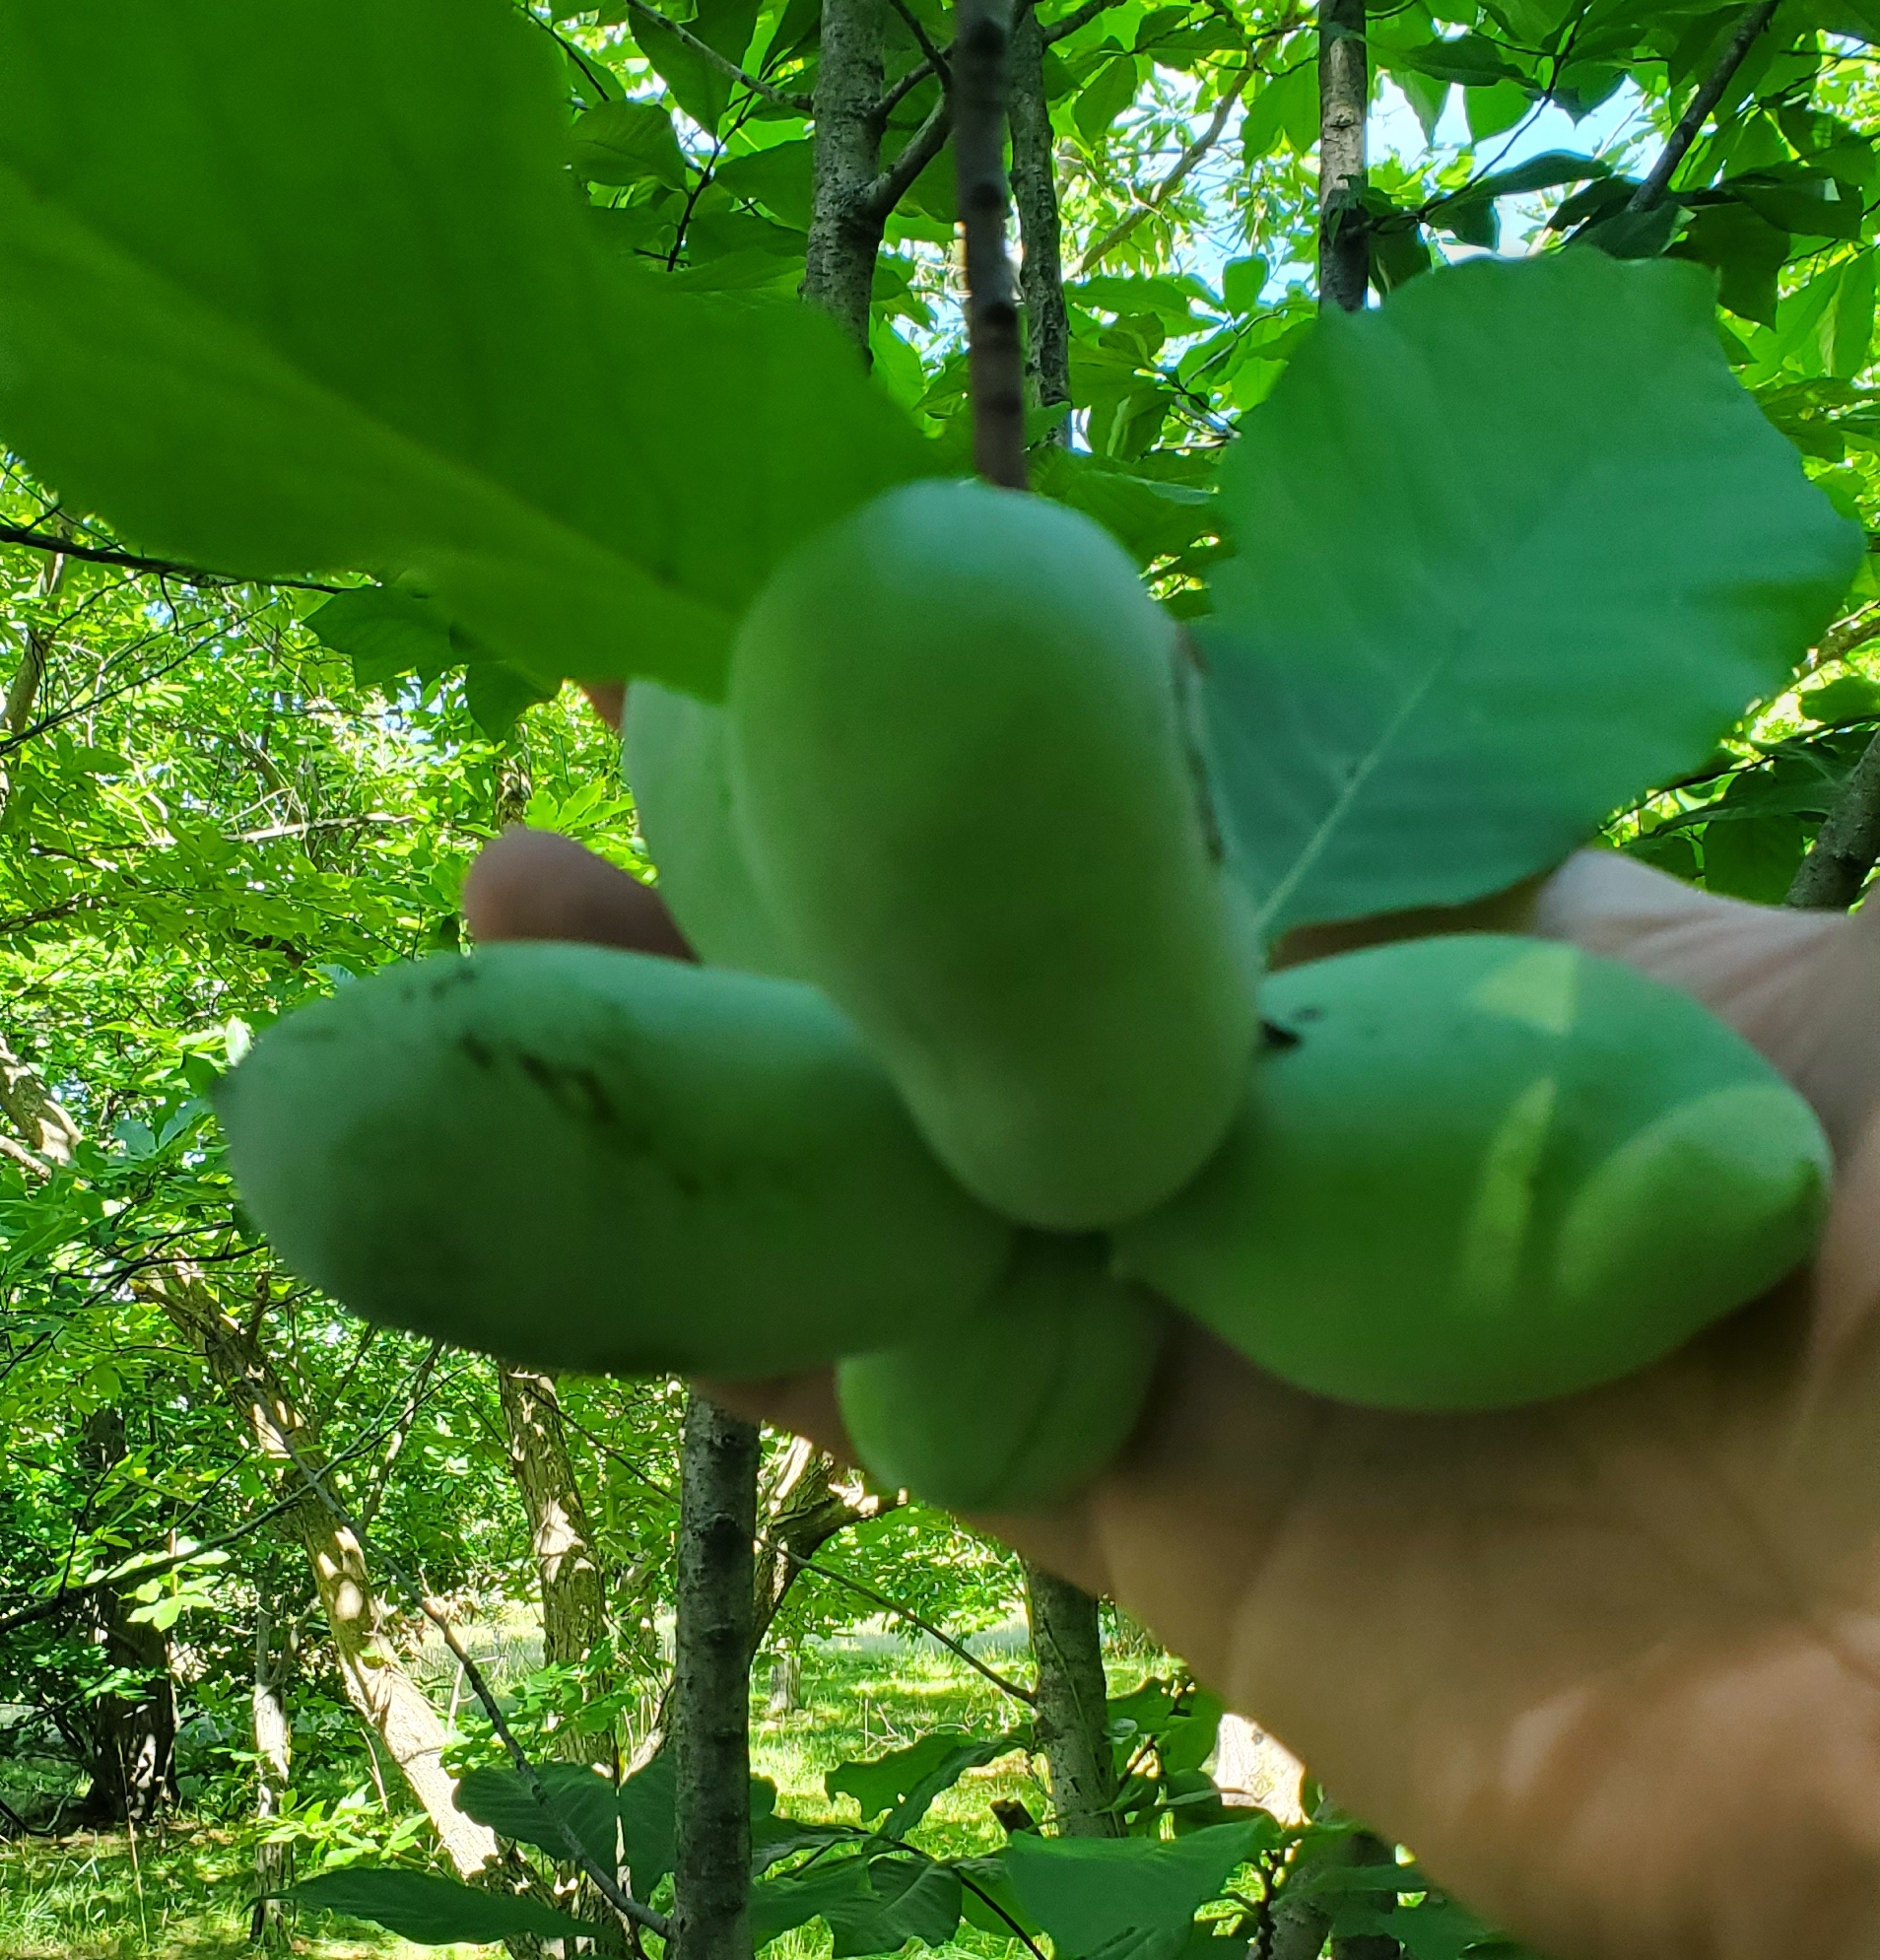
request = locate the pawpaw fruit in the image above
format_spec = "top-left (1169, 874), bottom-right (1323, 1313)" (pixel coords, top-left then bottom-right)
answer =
top-left (837, 1235), bottom-right (1162, 1510)
top-left (727, 479), bottom-right (1260, 1231)
top-left (1113, 934), bottom-right (1831, 1411)
top-left (625, 680), bottom-right (802, 980)
top-left (216, 943), bottom-right (1012, 1378)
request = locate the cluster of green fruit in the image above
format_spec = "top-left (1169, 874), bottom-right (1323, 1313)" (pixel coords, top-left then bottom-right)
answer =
top-left (219, 480), bottom-right (1832, 1514)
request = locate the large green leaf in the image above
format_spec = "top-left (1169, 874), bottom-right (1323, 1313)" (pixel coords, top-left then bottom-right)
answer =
top-left (1200, 252), bottom-right (1862, 939)
top-left (453, 1762), bottom-right (621, 1872)
top-left (0, 0), bottom-right (927, 701)
top-left (570, 98), bottom-right (692, 189)
top-left (1005, 1820), bottom-right (1264, 1959)
top-left (292, 1867), bottom-right (591, 1944)
top-left (826, 1728), bottom-right (1024, 1838)
top-left (752, 1851), bottom-right (964, 1956)
top-left (618, 1747), bottom-right (678, 1895)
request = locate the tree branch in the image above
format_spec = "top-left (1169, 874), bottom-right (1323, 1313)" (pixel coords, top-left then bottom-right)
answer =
top-left (861, 93), bottom-right (955, 223)
top-left (1010, 1), bottom-right (1071, 424)
top-left (956, 0), bottom-right (1027, 489)
top-left (887, 0), bottom-right (951, 86)
top-left (1041, 0), bottom-right (1123, 44)
top-left (620, 0), bottom-right (814, 113)
top-left (876, 53), bottom-right (942, 121)
top-left (1628, 2), bottom-right (1780, 215)
top-left (0, 523), bottom-right (342, 593)
top-left (1318, 0), bottom-right (1368, 313)
top-left (1074, 63), bottom-right (1252, 276)
top-left (1786, 729), bottom-right (1880, 908)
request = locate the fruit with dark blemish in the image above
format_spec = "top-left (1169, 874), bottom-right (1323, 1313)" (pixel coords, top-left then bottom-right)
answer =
top-left (216, 942), bottom-right (1013, 1377)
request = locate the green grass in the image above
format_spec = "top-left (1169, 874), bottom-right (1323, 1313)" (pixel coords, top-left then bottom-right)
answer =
top-left (0, 1822), bottom-right (492, 1959)
top-left (0, 1635), bottom-right (1164, 1957)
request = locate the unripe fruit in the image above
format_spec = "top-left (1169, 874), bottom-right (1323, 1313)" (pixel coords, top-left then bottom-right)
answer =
top-left (728, 479), bottom-right (1260, 1231)
top-left (1113, 934), bottom-right (1831, 1412)
top-left (216, 943), bottom-right (1012, 1378)
top-left (837, 1236), bottom-right (1162, 1511)
top-left (625, 680), bottom-right (802, 980)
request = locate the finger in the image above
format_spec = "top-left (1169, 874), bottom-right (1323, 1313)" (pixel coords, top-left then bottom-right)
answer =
top-left (1530, 850), bottom-right (1873, 1152)
top-left (581, 681), bottom-right (626, 732)
top-left (462, 827), bottom-right (694, 961)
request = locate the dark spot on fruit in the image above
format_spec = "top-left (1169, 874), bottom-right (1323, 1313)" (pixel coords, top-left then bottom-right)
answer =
top-left (459, 1032), bottom-right (495, 1070)
top-left (427, 964), bottom-right (480, 1000)
top-left (1262, 1019), bottom-right (1302, 1051)
top-left (518, 1051), bottom-right (624, 1133)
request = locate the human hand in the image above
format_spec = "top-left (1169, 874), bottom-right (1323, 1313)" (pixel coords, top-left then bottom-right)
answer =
top-left (465, 805), bottom-right (1880, 1960)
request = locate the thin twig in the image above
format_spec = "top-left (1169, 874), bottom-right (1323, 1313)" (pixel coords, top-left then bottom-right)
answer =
top-left (1041, 0), bottom-right (1122, 43)
top-left (1075, 63), bottom-right (1253, 275)
top-left (876, 53), bottom-right (944, 121)
top-left (955, 0), bottom-right (1028, 488)
top-left (1629, 2), bottom-right (1779, 214)
top-left (619, 0), bottom-right (814, 113)
top-left (0, 523), bottom-right (342, 593)
top-left (789, 1545), bottom-right (1038, 1705)
top-left (888, 0), bottom-right (952, 84)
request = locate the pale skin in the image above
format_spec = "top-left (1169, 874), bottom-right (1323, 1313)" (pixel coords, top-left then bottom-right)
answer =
top-left (465, 709), bottom-right (1880, 1960)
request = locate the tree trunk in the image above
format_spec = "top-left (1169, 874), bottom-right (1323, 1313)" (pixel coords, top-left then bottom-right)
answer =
top-left (671, 1392), bottom-right (759, 1960)
top-left (250, 1597), bottom-right (295, 1951)
top-left (1022, 1563), bottom-right (1119, 1837)
top-left (496, 1368), bottom-right (609, 1760)
top-left (140, 1271), bottom-right (499, 1878)
top-left (766, 1651), bottom-right (802, 1717)
top-left (750, 1437), bottom-right (896, 1652)
top-left (1008, 2), bottom-right (1071, 431)
top-left (1787, 724), bottom-right (1880, 908)
top-left (1317, 0), bottom-right (1369, 314)
top-left (0, 1027), bottom-right (80, 1167)
top-left (0, 544), bottom-right (67, 827)
top-left (804, 0), bottom-right (891, 350)
top-left (1213, 1711), bottom-right (1305, 1824)
top-left (78, 1408), bottom-right (177, 1828)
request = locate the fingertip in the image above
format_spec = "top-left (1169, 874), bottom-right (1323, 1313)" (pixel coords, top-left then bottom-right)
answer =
top-left (581, 681), bottom-right (627, 731)
top-left (463, 827), bottom-right (695, 961)
top-left (697, 1369), bottom-right (849, 1455)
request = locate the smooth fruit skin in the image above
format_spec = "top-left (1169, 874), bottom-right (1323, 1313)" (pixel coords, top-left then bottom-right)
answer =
top-left (727, 478), bottom-right (1260, 1232)
top-left (216, 943), bottom-right (1012, 1379)
top-left (624, 679), bottom-right (802, 980)
top-left (837, 1235), bottom-right (1163, 1511)
top-left (1113, 934), bottom-right (1831, 1412)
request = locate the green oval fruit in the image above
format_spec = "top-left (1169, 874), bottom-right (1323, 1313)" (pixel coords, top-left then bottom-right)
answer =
top-left (1113, 934), bottom-right (1831, 1412)
top-left (216, 943), bottom-right (1012, 1378)
top-left (837, 1235), bottom-right (1162, 1511)
top-left (624, 680), bottom-right (803, 980)
top-left (728, 479), bottom-right (1260, 1232)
